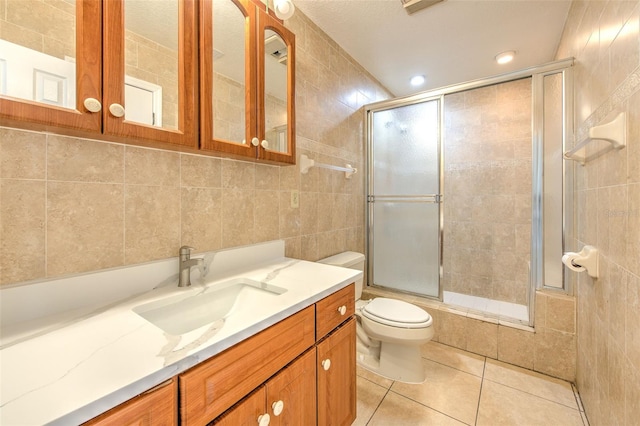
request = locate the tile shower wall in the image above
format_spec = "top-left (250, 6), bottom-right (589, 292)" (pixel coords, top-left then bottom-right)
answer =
top-left (0, 10), bottom-right (391, 285)
top-left (442, 78), bottom-right (532, 305)
top-left (555, 0), bottom-right (640, 424)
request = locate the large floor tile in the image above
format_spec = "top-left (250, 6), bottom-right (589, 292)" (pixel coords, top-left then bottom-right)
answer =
top-left (484, 358), bottom-right (577, 409)
top-left (421, 341), bottom-right (486, 377)
top-left (368, 391), bottom-right (466, 426)
top-left (391, 359), bottom-right (482, 425)
top-left (477, 380), bottom-right (583, 426)
top-left (357, 365), bottom-right (394, 389)
top-left (353, 376), bottom-right (389, 426)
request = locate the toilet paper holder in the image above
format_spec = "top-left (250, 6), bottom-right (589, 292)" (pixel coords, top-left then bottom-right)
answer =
top-left (562, 245), bottom-right (599, 278)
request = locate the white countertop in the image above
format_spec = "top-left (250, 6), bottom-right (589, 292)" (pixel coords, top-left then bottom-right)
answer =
top-left (0, 242), bottom-right (361, 425)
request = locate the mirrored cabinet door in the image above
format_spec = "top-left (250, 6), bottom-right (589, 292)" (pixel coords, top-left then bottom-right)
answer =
top-left (103, 0), bottom-right (197, 147)
top-left (200, 0), bottom-right (256, 157)
top-left (0, 0), bottom-right (102, 131)
top-left (257, 11), bottom-right (295, 164)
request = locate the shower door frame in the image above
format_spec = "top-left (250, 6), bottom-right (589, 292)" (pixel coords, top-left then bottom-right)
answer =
top-left (364, 58), bottom-right (574, 326)
top-left (365, 95), bottom-right (445, 301)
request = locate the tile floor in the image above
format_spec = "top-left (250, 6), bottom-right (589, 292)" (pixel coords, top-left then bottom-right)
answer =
top-left (354, 341), bottom-right (588, 425)
top-left (443, 291), bottom-right (529, 322)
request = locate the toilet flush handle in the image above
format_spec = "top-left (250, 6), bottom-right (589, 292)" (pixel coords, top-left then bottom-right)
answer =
top-left (337, 305), bottom-right (347, 316)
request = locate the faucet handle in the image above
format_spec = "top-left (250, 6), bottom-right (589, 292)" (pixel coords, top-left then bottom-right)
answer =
top-left (179, 246), bottom-right (195, 256)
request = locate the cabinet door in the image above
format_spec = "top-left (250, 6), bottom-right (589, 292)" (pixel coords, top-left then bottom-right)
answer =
top-left (83, 379), bottom-right (177, 426)
top-left (0, 0), bottom-right (102, 132)
top-left (257, 10), bottom-right (295, 164)
top-left (316, 318), bottom-right (356, 426)
top-left (266, 349), bottom-right (317, 425)
top-left (200, 0), bottom-right (257, 158)
top-left (212, 387), bottom-right (269, 426)
top-left (103, 0), bottom-right (197, 147)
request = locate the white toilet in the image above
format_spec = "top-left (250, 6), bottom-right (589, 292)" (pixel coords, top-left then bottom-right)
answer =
top-left (318, 252), bottom-right (433, 383)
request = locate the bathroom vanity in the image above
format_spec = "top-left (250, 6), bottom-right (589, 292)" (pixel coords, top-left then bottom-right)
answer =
top-left (0, 241), bottom-right (360, 425)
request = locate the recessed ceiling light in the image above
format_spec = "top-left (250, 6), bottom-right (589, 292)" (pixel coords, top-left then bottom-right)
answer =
top-left (495, 50), bottom-right (516, 64)
top-left (410, 75), bottom-right (426, 86)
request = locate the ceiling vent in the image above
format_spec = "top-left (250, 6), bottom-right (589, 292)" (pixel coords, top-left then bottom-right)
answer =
top-left (401, 0), bottom-right (444, 15)
top-left (265, 34), bottom-right (288, 65)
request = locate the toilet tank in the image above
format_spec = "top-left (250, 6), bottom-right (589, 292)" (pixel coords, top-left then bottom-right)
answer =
top-left (318, 252), bottom-right (365, 299)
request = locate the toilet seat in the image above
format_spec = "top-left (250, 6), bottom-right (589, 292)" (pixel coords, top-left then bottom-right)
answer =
top-left (362, 298), bottom-right (432, 329)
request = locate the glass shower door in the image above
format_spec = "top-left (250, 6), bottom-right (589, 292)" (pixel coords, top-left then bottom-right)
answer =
top-left (368, 99), bottom-right (441, 298)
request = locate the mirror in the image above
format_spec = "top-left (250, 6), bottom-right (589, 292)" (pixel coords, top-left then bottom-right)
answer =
top-left (0, 0), bottom-right (77, 109)
top-left (263, 29), bottom-right (289, 153)
top-left (124, 0), bottom-right (179, 130)
top-left (212, 0), bottom-right (247, 144)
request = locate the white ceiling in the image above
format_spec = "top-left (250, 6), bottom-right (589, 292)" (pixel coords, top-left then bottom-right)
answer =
top-left (295, 0), bottom-right (572, 97)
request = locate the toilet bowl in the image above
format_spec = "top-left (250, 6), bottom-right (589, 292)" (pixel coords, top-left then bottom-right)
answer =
top-left (318, 252), bottom-right (433, 383)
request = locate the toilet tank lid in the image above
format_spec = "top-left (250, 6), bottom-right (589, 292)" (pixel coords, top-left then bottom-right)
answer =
top-left (318, 252), bottom-right (365, 268)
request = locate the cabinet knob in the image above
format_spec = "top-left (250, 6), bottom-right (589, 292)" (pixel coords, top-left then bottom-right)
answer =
top-left (322, 359), bottom-right (331, 371)
top-left (257, 413), bottom-right (271, 426)
top-left (272, 400), bottom-right (284, 416)
top-left (83, 98), bottom-right (102, 113)
top-left (251, 137), bottom-right (260, 146)
top-left (337, 305), bottom-right (347, 316)
top-left (261, 140), bottom-right (269, 149)
top-left (109, 103), bottom-right (125, 118)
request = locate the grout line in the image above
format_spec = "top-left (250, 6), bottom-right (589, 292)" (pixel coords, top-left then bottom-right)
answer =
top-left (474, 359), bottom-right (487, 425)
top-left (420, 347), bottom-right (485, 378)
top-left (385, 390), bottom-right (471, 426)
top-left (365, 383), bottom-right (393, 425)
top-left (571, 382), bottom-right (585, 412)
top-left (482, 377), bottom-right (581, 411)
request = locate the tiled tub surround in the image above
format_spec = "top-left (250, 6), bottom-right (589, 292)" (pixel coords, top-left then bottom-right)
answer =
top-left (365, 286), bottom-right (576, 382)
top-left (555, 0), bottom-right (640, 424)
top-left (0, 241), bottom-right (362, 425)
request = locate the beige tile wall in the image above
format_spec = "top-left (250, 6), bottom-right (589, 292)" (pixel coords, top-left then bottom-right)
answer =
top-left (555, 0), bottom-right (640, 424)
top-left (442, 78), bottom-right (532, 305)
top-left (365, 286), bottom-right (576, 381)
top-left (0, 10), bottom-right (391, 285)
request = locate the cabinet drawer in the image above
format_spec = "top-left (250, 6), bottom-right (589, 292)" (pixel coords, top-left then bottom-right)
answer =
top-left (83, 379), bottom-right (176, 426)
top-left (315, 284), bottom-right (354, 340)
top-left (179, 305), bottom-right (315, 425)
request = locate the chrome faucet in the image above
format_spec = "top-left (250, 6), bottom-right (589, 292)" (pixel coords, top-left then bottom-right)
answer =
top-left (178, 246), bottom-right (204, 287)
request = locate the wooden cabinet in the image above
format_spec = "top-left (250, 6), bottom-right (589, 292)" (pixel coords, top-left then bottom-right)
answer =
top-left (83, 379), bottom-right (177, 426)
top-left (213, 349), bottom-right (316, 425)
top-left (84, 284), bottom-right (354, 426)
top-left (200, 0), bottom-right (295, 164)
top-left (0, 0), bottom-right (294, 162)
top-left (317, 318), bottom-right (357, 426)
top-left (180, 305), bottom-right (315, 425)
top-left (316, 284), bottom-right (356, 340)
top-left (210, 387), bottom-right (267, 426)
top-left (0, 0), bottom-right (198, 149)
top-left (102, 0), bottom-right (198, 147)
top-left (0, 0), bottom-right (102, 133)
top-left (264, 349), bottom-right (317, 425)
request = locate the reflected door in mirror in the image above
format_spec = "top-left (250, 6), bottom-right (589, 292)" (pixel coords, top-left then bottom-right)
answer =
top-left (123, 0), bottom-right (179, 130)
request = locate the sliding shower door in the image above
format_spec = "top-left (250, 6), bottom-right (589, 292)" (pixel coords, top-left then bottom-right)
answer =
top-left (367, 99), bottom-right (441, 298)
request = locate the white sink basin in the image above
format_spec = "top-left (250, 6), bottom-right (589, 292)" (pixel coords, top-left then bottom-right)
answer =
top-left (133, 278), bottom-right (287, 335)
